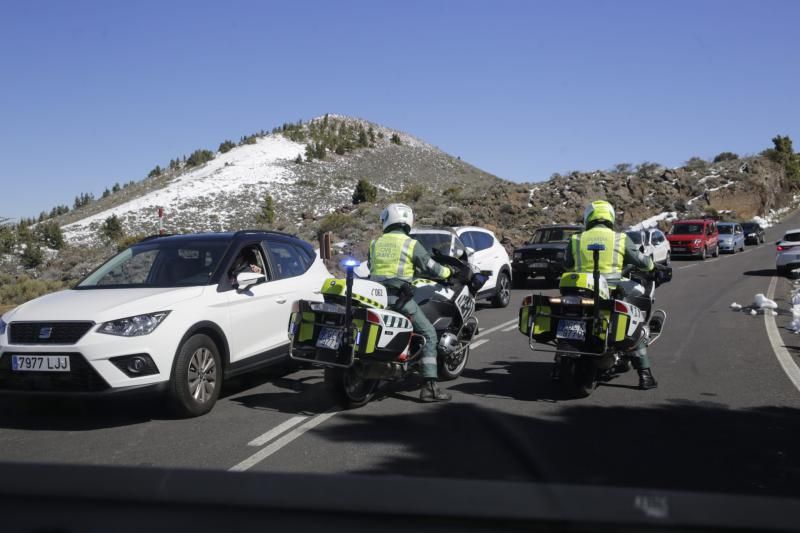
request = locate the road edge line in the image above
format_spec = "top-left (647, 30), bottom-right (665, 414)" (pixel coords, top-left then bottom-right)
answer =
top-left (764, 276), bottom-right (800, 392)
top-left (247, 415), bottom-right (308, 447)
top-left (476, 318), bottom-right (517, 338)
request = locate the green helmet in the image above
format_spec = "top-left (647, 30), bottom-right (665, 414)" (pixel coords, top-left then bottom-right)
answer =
top-left (583, 200), bottom-right (615, 227)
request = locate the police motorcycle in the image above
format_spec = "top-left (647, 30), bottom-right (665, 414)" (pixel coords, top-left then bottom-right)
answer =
top-left (288, 251), bottom-right (489, 408)
top-left (518, 243), bottom-right (672, 397)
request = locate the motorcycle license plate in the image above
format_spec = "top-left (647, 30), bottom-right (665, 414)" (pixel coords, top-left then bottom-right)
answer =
top-left (556, 320), bottom-right (586, 341)
top-left (316, 327), bottom-right (343, 350)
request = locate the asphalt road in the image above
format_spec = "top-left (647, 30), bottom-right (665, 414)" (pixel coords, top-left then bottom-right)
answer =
top-left (3, 214), bottom-right (800, 498)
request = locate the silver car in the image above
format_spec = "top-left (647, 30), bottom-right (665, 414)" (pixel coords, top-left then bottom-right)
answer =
top-left (717, 222), bottom-right (745, 253)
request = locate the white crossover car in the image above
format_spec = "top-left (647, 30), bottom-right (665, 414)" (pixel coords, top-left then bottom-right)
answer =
top-left (626, 228), bottom-right (671, 265)
top-left (776, 228), bottom-right (800, 276)
top-left (0, 231), bottom-right (330, 416)
top-left (410, 226), bottom-right (512, 308)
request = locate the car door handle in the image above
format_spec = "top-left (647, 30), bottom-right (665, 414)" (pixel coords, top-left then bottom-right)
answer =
top-left (276, 296), bottom-right (287, 304)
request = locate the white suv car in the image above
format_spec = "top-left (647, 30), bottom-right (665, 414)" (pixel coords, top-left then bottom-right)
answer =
top-left (456, 226), bottom-right (513, 308)
top-left (776, 228), bottom-right (800, 276)
top-left (0, 231), bottom-right (330, 416)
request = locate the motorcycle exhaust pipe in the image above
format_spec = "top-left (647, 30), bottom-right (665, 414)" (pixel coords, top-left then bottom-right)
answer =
top-left (358, 362), bottom-right (405, 380)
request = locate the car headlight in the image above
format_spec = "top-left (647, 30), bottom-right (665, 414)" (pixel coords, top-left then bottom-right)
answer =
top-left (98, 311), bottom-right (170, 337)
top-left (0, 317), bottom-right (6, 336)
top-left (748, 233), bottom-right (756, 237)
top-left (556, 251), bottom-right (565, 259)
top-left (513, 252), bottom-right (522, 260)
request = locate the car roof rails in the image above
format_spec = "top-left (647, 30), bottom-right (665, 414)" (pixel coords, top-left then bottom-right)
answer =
top-left (138, 234), bottom-right (174, 242)
top-left (233, 229), bottom-right (299, 239)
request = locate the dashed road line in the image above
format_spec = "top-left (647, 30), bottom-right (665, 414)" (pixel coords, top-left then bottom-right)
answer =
top-left (678, 264), bottom-right (698, 270)
top-left (501, 324), bottom-right (518, 332)
top-left (247, 415), bottom-right (308, 447)
top-left (231, 411), bottom-right (339, 472)
top-left (764, 276), bottom-right (800, 393)
top-left (476, 318), bottom-right (517, 338)
top-left (470, 339), bottom-right (490, 350)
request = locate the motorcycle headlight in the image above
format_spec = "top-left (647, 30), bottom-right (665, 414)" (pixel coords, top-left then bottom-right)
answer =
top-left (98, 311), bottom-right (170, 337)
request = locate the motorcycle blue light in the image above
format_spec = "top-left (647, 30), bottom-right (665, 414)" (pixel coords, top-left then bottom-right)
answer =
top-left (341, 258), bottom-right (360, 268)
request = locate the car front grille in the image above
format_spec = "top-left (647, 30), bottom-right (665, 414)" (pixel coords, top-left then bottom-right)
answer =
top-left (0, 353), bottom-right (110, 392)
top-left (8, 322), bottom-right (94, 345)
top-left (519, 249), bottom-right (562, 261)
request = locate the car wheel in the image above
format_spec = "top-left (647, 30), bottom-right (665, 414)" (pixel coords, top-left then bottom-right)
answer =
top-left (713, 245), bottom-right (719, 258)
top-left (492, 271), bottom-right (511, 308)
top-left (168, 334), bottom-right (222, 417)
top-left (664, 252), bottom-right (671, 266)
top-left (700, 247), bottom-right (707, 261)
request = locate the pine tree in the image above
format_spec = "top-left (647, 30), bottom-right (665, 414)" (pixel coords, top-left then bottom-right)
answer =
top-left (102, 188), bottom-right (111, 198)
top-left (100, 214), bottom-right (124, 242)
top-left (20, 240), bottom-right (44, 268)
top-left (390, 133), bottom-right (402, 145)
top-left (352, 179), bottom-right (377, 204)
top-left (219, 140), bottom-right (236, 153)
top-left (37, 221), bottom-right (64, 250)
top-left (256, 194), bottom-right (275, 226)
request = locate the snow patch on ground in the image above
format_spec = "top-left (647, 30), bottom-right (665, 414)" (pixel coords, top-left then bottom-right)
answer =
top-left (62, 135), bottom-right (305, 245)
top-left (628, 211), bottom-right (678, 231)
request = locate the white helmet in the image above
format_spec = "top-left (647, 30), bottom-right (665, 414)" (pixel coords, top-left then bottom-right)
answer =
top-left (380, 203), bottom-right (414, 232)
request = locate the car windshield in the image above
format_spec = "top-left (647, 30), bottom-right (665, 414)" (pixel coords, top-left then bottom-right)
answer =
top-left (718, 225), bottom-right (734, 234)
top-left (670, 223), bottom-right (703, 235)
top-left (531, 228), bottom-right (579, 244)
top-left (625, 231), bottom-right (643, 244)
top-left (76, 240), bottom-right (229, 288)
top-left (742, 223), bottom-right (759, 232)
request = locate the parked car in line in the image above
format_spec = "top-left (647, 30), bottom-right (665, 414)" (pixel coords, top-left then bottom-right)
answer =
top-left (666, 217), bottom-right (719, 260)
top-left (775, 229), bottom-right (800, 276)
top-left (717, 222), bottom-right (746, 253)
top-left (511, 224), bottom-right (583, 287)
top-left (410, 226), bottom-right (512, 308)
top-left (626, 228), bottom-right (671, 265)
top-left (454, 226), bottom-right (512, 308)
top-left (0, 231), bottom-right (331, 416)
top-left (741, 221), bottom-right (766, 245)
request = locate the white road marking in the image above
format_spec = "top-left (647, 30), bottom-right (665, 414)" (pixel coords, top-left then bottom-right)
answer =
top-left (247, 415), bottom-right (308, 447)
top-left (501, 324), bottom-right (518, 332)
top-left (231, 411), bottom-right (339, 472)
top-left (678, 264), bottom-right (697, 270)
top-left (470, 339), bottom-right (489, 349)
top-left (741, 249), bottom-right (753, 255)
top-left (705, 258), bottom-right (720, 263)
top-left (764, 276), bottom-right (800, 393)
top-left (476, 318), bottom-right (517, 338)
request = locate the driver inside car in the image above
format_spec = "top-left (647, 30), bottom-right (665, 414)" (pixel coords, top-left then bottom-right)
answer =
top-left (368, 203), bottom-right (454, 402)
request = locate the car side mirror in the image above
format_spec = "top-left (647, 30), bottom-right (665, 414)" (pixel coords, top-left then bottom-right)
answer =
top-left (465, 246), bottom-right (475, 257)
top-left (236, 271), bottom-right (265, 290)
top-left (639, 245), bottom-right (645, 253)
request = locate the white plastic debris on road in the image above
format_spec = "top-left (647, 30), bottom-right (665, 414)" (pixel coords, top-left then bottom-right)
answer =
top-left (750, 309), bottom-right (758, 316)
top-left (754, 293), bottom-right (778, 309)
top-left (730, 302), bottom-right (742, 310)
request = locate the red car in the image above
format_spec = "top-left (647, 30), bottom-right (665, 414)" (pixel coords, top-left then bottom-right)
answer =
top-left (666, 218), bottom-right (720, 260)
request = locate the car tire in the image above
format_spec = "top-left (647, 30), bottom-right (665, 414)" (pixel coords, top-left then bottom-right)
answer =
top-left (700, 247), bottom-right (707, 261)
top-left (664, 252), bottom-right (671, 266)
top-left (168, 334), bottom-right (222, 417)
top-left (492, 271), bottom-right (511, 308)
top-left (713, 245), bottom-right (719, 258)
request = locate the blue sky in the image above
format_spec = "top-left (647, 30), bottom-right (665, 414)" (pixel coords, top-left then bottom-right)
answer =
top-left (1, 0), bottom-right (798, 219)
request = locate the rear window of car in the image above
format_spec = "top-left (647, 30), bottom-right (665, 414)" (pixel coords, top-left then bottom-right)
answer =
top-left (718, 225), bottom-right (734, 234)
top-left (783, 232), bottom-right (800, 242)
top-left (742, 223), bottom-right (760, 232)
top-left (531, 228), bottom-right (579, 243)
top-left (414, 233), bottom-right (452, 255)
top-left (670, 224), bottom-right (703, 235)
top-left (461, 230), bottom-right (494, 251)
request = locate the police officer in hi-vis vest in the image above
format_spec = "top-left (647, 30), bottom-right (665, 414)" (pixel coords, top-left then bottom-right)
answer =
top-left (562, 200), bottom-right (658, 390)
top-left (368, 203), bottom-right (454, 402)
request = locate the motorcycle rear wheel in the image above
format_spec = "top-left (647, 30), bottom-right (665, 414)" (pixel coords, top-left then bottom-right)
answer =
top-left (324, 366), bottom-right (378, 409)
top-left (556, 341), bottom-right (597, 398)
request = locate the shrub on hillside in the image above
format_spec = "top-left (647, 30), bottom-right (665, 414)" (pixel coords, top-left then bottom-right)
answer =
top-left (684, 157), bottom-right (708, 171)
top-left (256, 194), bottom-right (275, 226)
top-left (115, 233), bottom-right (146, 252)
top-left (148, 165), bottom-right (163, 178)
top-left (101, 214), bottom-right (124, 242)
top-left (390, 133), bottom-right (402, 145)
top-left (352, 179), bottom-right (378, 204)
top-left (37, 221), bottom-right (64, 250)
top-left (0, 273), bottom-right (70, 306)
top-left (219, 140), bottom-right (236, 153)
top-left (0, 225), bottom-right (15, 253)
top-left (398, 184), bottom-right (426, 203)
top-left (713, 151), bottom-right (739, 163)
top-left (186, 149), bottom-right (215, 167)
top-left (441, 208), bottom-right (466, 226)
top-left (20, 241), bottom-right (44, 268)
top-left (318, 212), bottom-right (357, 236)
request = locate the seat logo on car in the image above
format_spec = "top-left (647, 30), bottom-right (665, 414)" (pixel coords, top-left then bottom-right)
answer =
top-left (38, 327), bottom-right (53, 339)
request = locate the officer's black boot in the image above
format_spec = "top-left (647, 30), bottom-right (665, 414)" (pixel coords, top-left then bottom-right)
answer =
top-left (420, 379), bottom-right (451, 402)
top-left (638, 368), bottom-right (658, 390)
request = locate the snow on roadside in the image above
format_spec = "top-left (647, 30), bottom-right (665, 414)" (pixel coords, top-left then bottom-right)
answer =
top-left (62, 135), bottom-right (305, 245)
top-left (628, 211), bottom-right (677, 231)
